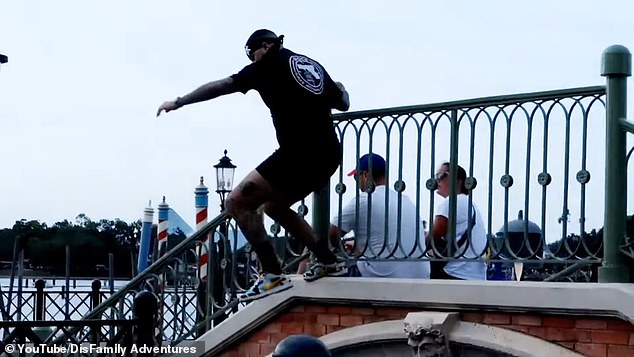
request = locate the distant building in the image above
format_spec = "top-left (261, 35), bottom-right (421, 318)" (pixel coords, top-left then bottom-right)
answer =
top-left (167, 208), bottom-right (193, 236)
top-left (166, 208), bottom-right (250, 249)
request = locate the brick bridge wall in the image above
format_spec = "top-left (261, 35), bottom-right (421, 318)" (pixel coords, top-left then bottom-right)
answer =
top-left (216, 302), bottom-right (634, 357)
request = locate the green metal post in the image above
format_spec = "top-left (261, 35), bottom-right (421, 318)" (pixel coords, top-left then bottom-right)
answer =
top-left (313, 181), bottom-right (331, 249)
top-left (598, 45), bottom-right (631, 283)
top-left (448, 110), bottom-right (459, 252)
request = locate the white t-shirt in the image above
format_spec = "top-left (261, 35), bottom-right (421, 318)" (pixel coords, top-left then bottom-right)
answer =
top-left (333, 185), bottom-right (430, 279)
top-left (435, 194), bottom-right (487, 280)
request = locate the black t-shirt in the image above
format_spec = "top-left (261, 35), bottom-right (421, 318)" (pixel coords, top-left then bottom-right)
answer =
top-left (231, 48), bottom-right (343, 148)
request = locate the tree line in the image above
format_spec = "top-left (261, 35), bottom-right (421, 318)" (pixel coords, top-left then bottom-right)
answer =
top-left (0, 214), bottom-right (186, 278)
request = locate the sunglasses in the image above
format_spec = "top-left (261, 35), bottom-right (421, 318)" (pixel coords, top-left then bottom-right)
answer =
top-left (435, 171), bottom-right (449, 181)
top-left (246, 37), bottom-right (283, 61)
top-left (245, 45), bottom-right (258, 61)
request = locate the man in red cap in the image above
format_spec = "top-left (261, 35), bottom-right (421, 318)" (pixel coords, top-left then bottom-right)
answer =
top-left (334, 153), bottom-right (430, 279)
top-left (157, 29), bottom-right (349, 301)
top-left (299, 153), bottom-right (429, 279)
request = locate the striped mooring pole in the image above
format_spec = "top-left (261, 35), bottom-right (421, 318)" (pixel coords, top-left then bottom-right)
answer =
top-left (157, 196), bottom-right (169, 257)
top-left (136, 201), bottom-right (154, 274)
top-left (195, 177), bottom-right (210, 281)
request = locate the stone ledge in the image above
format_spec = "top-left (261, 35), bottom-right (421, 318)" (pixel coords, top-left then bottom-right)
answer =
top-left (185, 276), bottom-right (634, 356)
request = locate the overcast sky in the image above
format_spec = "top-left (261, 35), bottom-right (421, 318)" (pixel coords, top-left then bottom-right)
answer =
top-left (1, 0), bottom-right (633, 232)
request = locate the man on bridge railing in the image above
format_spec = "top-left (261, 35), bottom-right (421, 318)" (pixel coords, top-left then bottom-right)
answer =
top-left (157, 29), bottom-right (350, 301)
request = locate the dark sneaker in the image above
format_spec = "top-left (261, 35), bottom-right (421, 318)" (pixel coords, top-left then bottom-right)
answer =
top-left (239, 273), bottom-right (292, 302)
top-left (303, 259), bottom-right (348, 282)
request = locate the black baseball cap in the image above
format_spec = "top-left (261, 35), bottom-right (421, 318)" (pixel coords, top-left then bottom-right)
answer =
top-left (244, 29), bottom-right (283, 60)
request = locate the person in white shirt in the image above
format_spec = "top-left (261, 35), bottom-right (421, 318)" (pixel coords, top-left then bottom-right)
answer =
top-left (331, 153), bottom-right (430, 279)
top-left (427, 162), bottom-right (487, 280)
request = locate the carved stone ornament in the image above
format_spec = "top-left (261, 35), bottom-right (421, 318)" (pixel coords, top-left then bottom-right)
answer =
top-left (404, 312), bottom-right (457, 357)
top-left (404, 317), bottom-right (448, 356)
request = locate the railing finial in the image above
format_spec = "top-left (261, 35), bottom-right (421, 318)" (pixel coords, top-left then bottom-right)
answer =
top-left (601, 45), bottom-right (632, 77)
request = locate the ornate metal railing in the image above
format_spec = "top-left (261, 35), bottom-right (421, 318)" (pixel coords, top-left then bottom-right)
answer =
top-left (317, 45), bottom-right (631, 283)
top-left (0, 291), bottom-right (158, 357)
top-left (327, 86), bottom-right (607, 279)
top-left (1, 214), bottom-right (306, 347)
top-left (1, 280), bottom-right (112, 322)
top-left (72, 214), bottom-right (257, 345)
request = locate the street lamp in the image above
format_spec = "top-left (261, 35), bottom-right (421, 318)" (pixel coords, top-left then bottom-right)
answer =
top-left (213, 150), bottom-right (236, 211)
top-left (211, 150), bottom-right (236, 327)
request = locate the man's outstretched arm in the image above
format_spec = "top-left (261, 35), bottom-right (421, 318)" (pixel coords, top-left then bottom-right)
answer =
top-left (156, 77), bottom-right (238, 116)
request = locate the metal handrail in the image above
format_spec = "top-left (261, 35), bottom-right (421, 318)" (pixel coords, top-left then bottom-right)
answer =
top-left (332, 86), bottom-right (605, 120)
top-left (81, 213), bottom-right (229, 321)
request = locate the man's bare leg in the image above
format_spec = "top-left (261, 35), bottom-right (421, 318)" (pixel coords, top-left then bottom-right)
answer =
top-left (266, 200), bottom-right (346, 281)
top-left (264, 201), bottom-right (337, 265)
top-left (225, 170), bottom-right (282, 275)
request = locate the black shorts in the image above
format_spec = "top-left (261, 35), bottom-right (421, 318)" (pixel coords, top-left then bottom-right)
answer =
top-left (256, 138), bottom-right (341, 203)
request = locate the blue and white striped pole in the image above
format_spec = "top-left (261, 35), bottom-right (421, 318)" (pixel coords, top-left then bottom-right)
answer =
top-left (137, 200), bottom-right (154, 274)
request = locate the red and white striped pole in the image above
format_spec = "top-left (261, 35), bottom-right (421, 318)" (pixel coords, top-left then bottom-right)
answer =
top-left (194, 177), bottom-right (210, 281)
top-left (157, 196), bottom-right (169, 257)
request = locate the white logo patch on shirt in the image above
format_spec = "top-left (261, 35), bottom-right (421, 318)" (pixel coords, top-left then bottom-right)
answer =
top-left (289, 55), bottom-right (324, 94)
